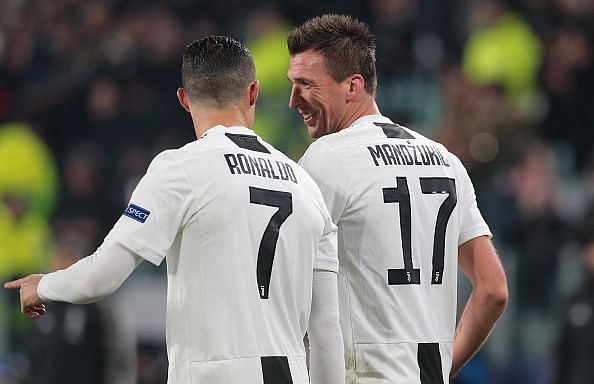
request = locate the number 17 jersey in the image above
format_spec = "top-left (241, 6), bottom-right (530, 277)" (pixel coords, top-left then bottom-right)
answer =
top-left (299, 115), bottom-right (491, 383)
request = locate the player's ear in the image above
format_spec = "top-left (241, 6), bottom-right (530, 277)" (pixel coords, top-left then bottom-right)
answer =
top-left (248, 80), bottom-right (259, 108)
top-left (177, 87), bottom-right (191, 112)
top-left (345, 74), bottom-right (365, 102)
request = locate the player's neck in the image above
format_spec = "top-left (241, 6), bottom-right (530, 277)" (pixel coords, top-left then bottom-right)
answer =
top-left (191, 105), bottom-right (253, 137)
top-left (340, 99), bottom-right (381, 131)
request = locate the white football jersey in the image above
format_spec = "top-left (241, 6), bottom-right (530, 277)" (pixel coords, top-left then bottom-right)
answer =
top-left (299, 115), bottom-right (491, 384)
top-left (108, 126), bottom-right (338, 384)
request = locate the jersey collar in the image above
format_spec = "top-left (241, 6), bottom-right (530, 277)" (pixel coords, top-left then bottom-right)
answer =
top-left (348, 114), bottom-right (394, 129)
top-left (201, 125), bottom-right (255, 138)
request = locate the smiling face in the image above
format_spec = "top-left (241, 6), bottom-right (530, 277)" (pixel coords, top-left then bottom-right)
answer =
top-left (287, 50), bottom-right (352, 138)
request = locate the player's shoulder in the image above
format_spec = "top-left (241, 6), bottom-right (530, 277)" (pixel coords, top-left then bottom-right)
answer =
top-left (148, 147), bottom-right (180, 169)
top-left (300, 135), bottom-right (341, 164)
top-left (299, 139), bottom-right (340, 179)
top-left (400, 126), bottom-right (467, 170)
top-left (138, 148), bottom-right (187, 184)
top-left (427, 140), bottom-right (466, 174)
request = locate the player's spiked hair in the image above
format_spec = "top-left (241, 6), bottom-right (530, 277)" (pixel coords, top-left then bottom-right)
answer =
top-left (287, 14), bottom-right (377, 95)
top-left (181, 36), bottom-right (256, 106)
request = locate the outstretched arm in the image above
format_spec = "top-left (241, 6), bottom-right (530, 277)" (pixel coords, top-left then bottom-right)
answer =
top-left (308, 269), bottom-right (345, 384)
top-left (4, 239), bottom-right (143, 319)
top-left (451, 235), bottom-right (508, 378)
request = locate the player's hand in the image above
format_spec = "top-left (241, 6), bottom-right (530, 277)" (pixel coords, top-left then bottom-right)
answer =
top-left (4, 274), bottom-right (47, 319)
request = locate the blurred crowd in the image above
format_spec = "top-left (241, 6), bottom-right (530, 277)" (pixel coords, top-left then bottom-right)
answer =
top-left (0, 0), bottom-right (593, 383)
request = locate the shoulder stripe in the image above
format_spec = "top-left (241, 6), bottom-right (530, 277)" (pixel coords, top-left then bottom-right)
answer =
top-left (374, 122), bottom-right (415, 139)
top-left (225, 133), bottom-right (270, 153)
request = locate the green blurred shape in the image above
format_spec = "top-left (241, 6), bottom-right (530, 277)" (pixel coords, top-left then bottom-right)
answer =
top-left (247, 19), bottom-right (300, 154)
top-left (463, 12), bottom-right (542, 100)
top-left (0, 204), bottom-right (51, 277)
top-left (0, 122), bottom-right (55, 278)
top-left (0, 122), bottom-right (58, 218)
top-left (248, 21), bottom-right (291, 97)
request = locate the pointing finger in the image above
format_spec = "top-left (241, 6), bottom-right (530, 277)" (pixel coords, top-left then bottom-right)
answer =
top-left (4, 279), bottom-right (22, 289)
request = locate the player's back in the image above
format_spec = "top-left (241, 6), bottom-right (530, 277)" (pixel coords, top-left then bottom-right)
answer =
top-left (120, 126), bottom-right (335, 384)
top-left (299, 116), bottom-right (490, 383)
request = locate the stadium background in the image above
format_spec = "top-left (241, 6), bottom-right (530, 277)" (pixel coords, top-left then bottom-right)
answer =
top-left (1, 0), bottom-right (593, 383)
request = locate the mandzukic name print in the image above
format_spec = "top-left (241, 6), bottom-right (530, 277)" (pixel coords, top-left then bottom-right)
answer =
top-left (367, 142), bottom-right (451, 168)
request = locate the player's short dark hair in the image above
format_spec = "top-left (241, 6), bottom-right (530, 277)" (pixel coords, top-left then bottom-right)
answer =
top-left (287, 14), bottom-right (377, 95)
top-left (181, 36), bottom-right (255, 106)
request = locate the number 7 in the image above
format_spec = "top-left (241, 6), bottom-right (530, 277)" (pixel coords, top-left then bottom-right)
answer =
top-left (250, 187), bottom-right (293, 299)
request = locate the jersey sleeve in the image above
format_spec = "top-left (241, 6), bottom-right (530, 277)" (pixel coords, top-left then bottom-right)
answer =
top-left (299, 141), bottom-right (353, 225)
top-left (314, 208), bottom-right (339, 273)
top-left (37, 240), bottom-right (143, 304)
top-left (308, 270), bottom-right (345, 382)
top-left (107, 151), bottom-right (195, 265)
top-left (450, 154), bottom-right (492, 245)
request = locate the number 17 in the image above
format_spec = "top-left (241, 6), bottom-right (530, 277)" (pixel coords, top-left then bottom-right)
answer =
top-left (383, 177), bottom-right (457, 285)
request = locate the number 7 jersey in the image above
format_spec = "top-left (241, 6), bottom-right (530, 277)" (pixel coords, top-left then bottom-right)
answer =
top-left (299, 115), bottom-right (491, 383)
top-left (107, 126), bottom-right (339, 384)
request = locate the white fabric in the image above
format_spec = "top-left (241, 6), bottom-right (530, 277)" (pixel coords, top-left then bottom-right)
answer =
top-left (308, 270), bottom-right (345, 384)
top-left (106, 126), bottom-right (340, 384)
top-left (37, 239), bottom-right (142, 304)
top-left (299, 115), bottom-right (492, 383)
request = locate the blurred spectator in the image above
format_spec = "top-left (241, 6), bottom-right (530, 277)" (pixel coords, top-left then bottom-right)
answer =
top-left (26, 228), bottom-right (108, 384)
top-left (0, 122), bottom-right (56, 353)
top-left (436, 63), bottom-right (508, 172)
top-left (52, 142), bottom-right (119, 248)
top-left (480, 138), bottom-right (569, 383)
top-left (0, 122), bottom-right (58, 218)
top-left (0, 353), bottom-right (29, 384)
top-left (26, 227), bottom-right (136, 384)
top-left (539, 23), bottom-right (594, 171)
top-left (0, 192), bottom-right (51, 283)
top-left (246, 6), bottom-right (310, 159)
top-left (372, 0), bottom-right (446, 135)
top-left (136, 343), bottom-right (167, 384)
top-left (462, 0), bottom-right (543, 108)
top-left (509, 140), bottom-right (567, 332)
top-left (115, 144), bottom-right (152, 206)
top-left (83, 76), bottom-right (127, 150)
top-left (555, 210), bottom-right (594, 384)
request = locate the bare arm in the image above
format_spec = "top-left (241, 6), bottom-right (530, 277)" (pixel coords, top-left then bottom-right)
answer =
top-left (451, 235), bottom-right (508, 378)
top-left (308, 269), bottom-right (345, 384)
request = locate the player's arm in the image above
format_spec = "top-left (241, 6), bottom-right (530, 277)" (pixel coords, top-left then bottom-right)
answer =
top-left (308, 269), bottom-right (345, 384)
top-left (306, 192), bottom-right (345, 383)
top-left (451, 235), bottom-right (508, 378)
top-left (4, 239), bottom-right (143, 318)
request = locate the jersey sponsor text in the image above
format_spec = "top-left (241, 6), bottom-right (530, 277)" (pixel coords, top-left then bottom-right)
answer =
top-left (122, 204), bottom-right (151, 223)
